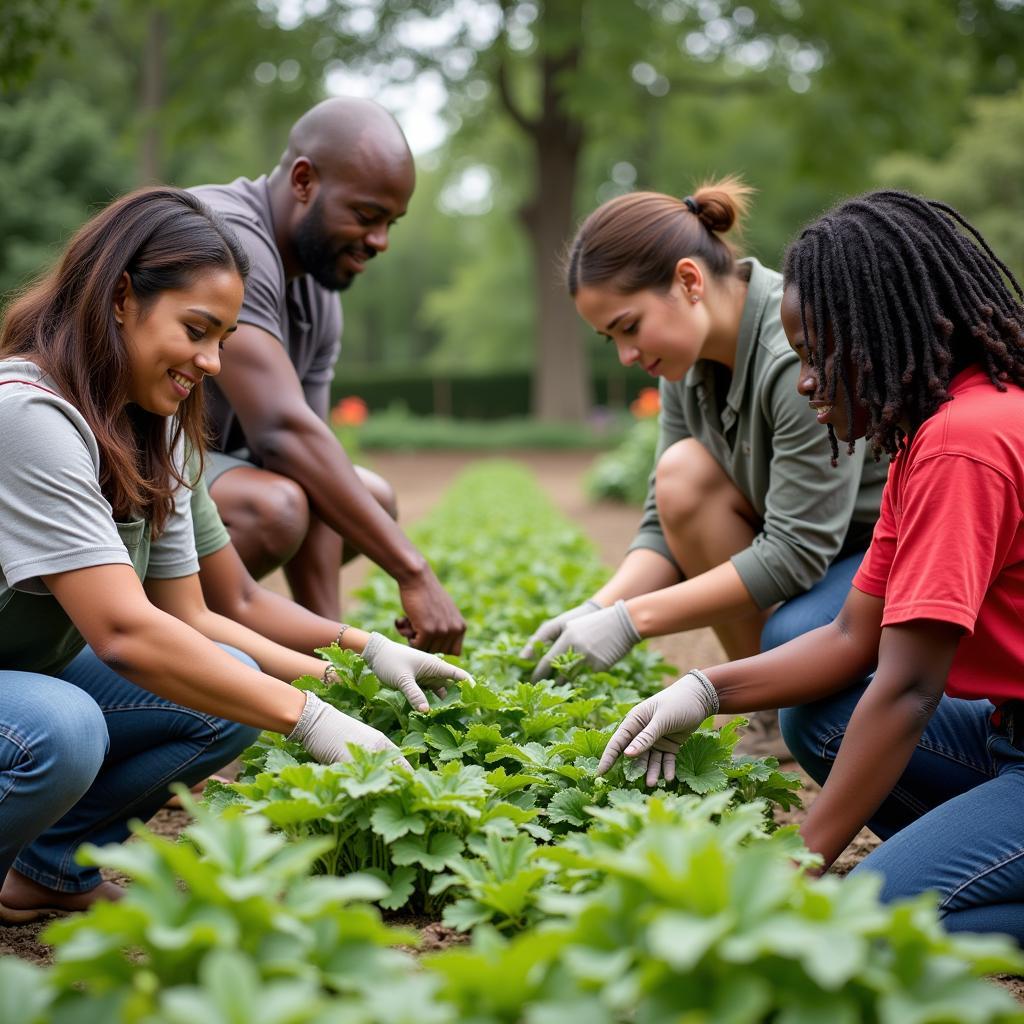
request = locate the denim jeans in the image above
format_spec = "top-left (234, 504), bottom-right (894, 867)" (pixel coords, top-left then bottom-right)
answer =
top-left (761, 551), bottom-right (865, 652)
top-left (0, 645), bottom-right (259, 893)
top-left (781, 680), bottom-right (1024, 943)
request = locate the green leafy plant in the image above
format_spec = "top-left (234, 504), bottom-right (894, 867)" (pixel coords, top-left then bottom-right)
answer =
top-left (426, 793), bottom-right (1024, 1024)
top-left (25, 790), bottom-right (432, 1024)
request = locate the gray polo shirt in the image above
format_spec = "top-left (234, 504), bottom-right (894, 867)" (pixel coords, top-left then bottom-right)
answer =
top-left (190, 175), bottom-right (343, 452)
top-left (629, 259), bottom-right (888, 609)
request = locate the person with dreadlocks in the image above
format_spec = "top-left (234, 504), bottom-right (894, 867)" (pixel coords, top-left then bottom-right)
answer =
top-left (521, 178), bottom-right (887, 757)
top-left (597, 189), bottom-right (1024, 942)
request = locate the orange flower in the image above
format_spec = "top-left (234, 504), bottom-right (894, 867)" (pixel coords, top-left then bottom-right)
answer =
top-left (331, 395), bottom-right (369, 427)
top-left (629, 387), bottom-right (660, 419)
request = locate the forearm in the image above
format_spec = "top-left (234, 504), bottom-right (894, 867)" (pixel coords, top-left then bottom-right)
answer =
top-left (185, 605), bottom-right (352, 684)
top-left (623, 560), bottom-right (757, 638)
top-left (199, 545), bottom-right (373, 657)
top-left (593, 549), bottom-right (681, 605)
top-left (799, 679), bottom-right (934, 866)
top-left (256, 419), bottom-right (426, 582)
top-left (100, 609), bottom-right (306, 733)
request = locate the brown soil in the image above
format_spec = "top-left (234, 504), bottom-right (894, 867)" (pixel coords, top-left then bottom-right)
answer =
top-left (3, 451), bottom-right (1019, 1000)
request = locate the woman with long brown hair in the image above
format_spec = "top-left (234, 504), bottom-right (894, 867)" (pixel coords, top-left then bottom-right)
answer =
top-left (0, 187), bottom-right (465, 921)
top-left (522, 179), bottom-right (886, 756)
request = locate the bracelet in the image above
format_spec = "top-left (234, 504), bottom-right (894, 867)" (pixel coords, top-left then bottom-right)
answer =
top-left (320, 625), bottom-right (352, 685)
top-left (686, 668), bottom-right (720, 716)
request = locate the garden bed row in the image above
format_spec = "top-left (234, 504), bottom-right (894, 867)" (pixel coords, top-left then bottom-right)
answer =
top-left (4, 463), bottom-right (1021, 1023)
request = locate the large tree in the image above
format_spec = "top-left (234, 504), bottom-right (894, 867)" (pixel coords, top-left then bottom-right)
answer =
top-left (324, 0), bottom-right (1023, 421)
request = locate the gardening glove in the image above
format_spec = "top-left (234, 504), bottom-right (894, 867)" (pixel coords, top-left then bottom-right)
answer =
top-left (531, 600), bottom-right (641, 682)
top-left (519, 599), bottom-right (603, 660)
top-left (597, 670), bottom-right (719, 786)
top-left (361, 632), bottom-right (472, 712)
top-left (288, 691), bottom-right (412, 769)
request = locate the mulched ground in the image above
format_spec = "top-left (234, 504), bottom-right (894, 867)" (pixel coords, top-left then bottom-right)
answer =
top-left (2, 451), bottom-right (1020, 1002)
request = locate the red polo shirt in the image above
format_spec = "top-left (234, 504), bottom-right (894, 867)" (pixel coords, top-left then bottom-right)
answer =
top-left (853, 367), bottom-right (1024, 705)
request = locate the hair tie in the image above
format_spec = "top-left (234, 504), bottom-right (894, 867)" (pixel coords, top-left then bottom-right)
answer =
top-left (683, 195), bottom-right (701, 216)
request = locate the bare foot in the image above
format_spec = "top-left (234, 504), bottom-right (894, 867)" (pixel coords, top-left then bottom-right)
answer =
top-left (0, 869), bottom-right (123, 924)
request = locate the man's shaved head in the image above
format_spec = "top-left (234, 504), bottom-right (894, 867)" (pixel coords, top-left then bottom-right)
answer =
top-left (279, 97), bottom-right (413, 180)
top-left (270, 97), bottom-right (416, 291)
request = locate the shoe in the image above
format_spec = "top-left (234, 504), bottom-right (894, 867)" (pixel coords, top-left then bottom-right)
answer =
top-left (0, 872), bottom-right (122, 925)
top-left (735, 708), bottom-right (794, 762)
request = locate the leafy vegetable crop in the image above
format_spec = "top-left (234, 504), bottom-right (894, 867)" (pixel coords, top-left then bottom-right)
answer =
top-left (215, 464), bottom-right (799, 915)
top-left (5, 464), bottom-right (1021, 1023)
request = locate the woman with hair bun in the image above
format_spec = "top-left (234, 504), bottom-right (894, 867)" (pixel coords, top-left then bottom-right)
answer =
top-left (522, 178), bottom-right (887, 757)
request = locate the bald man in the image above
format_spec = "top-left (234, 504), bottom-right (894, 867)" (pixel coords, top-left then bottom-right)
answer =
top-left (190, 98), bottom-right (465, 653)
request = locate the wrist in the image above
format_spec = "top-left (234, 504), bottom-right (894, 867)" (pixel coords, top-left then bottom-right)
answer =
top-left (340, 626), bottom-right (370, 653)
top-left (392, 551), bottom-right (430, 586)
top-left (623, 595), bottom-right (657, 638)
top-left (684, 668), bottom-right (720, 717)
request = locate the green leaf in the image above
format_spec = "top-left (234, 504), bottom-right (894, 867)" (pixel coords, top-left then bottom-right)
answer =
top-left (391, 833), bottom-right (465, 872)
top-left (371, 798), bottom-right (427, 843)
top-left (546, 788), bottom-right (592, 829)
top-left (677, 732), bottom-right (730, 794)
top-left (0, 959), bottom-right (52, 1024)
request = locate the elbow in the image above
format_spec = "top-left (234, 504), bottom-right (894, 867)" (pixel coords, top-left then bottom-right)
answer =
top-left (249, 415), bottom-right (320, 467)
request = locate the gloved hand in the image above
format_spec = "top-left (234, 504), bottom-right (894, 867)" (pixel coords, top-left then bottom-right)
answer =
top-left (531, 600), bottom-right (640, 682)
top-left (596, 670), bottom-right (719, 786)
top-left (519, 599), bottom-right (602, 660)
top-left (288, 691), bottom-right (412, 768)
top-left (359, 632), bottom-right (472, 712)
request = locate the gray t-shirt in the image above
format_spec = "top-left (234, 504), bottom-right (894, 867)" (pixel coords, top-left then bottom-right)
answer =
top-left (0, 359), bottom-right (198, 673)
top-left (190, 175), bottom-right (343, 452)
top-left (629, 259), bottom-right (889, 610)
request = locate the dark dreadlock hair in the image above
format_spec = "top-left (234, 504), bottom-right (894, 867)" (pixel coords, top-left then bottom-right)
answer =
top-left (783, 190), bottom-right (1024, 465)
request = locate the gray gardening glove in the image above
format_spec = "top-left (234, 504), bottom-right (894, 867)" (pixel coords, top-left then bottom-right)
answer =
top-left (531, 600), bottom-right (641, 682)
top-left (519, 599), bottom-right (603, 660)
top-left (597, 670), bottom-right (719, 786)
top-left (360, 632), bottom-right (473, 712)
top-left (288, 691), bottom-right (411, 768)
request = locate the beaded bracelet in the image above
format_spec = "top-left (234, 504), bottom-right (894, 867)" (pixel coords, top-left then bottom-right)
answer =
top-left (320, 624), bottom-right (353, 685)
top-left (686, 668), bottom-right (720, 716)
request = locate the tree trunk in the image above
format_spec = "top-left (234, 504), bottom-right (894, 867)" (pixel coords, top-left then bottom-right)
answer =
top-left (521, 111), bottom-right (586, 421)
top-left (507, 1), bottom-right (588, 422)
top-left (138, 8), bottom-right (165, 184)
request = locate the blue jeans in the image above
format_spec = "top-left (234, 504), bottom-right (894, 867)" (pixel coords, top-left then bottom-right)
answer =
top-left (0, 645), bottom-right (259, 893)
top-left (781, 681), bottom-right (1024, 942)
top-left (761, 551), bottom-right (865, 652)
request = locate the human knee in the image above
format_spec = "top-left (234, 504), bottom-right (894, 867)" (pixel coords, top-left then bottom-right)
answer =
top-left (356, 466), bottom-right (398, 521)
top-left (6, 688), bottom-right (108, 796)
top-left (655, 439), bottom-right (729, 533)
top-left (239, 477), bottom-right (310, 562)
top-left (761, 605), bottom-right (802, 652)
top-left (778, 704), bottom-right (826, 780)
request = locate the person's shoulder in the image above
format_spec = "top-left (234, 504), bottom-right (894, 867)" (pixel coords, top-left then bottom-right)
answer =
top-left (743, 259), bottom-right (791, 361)
top-left (0, 360), bottom-right (99, 459)
top-left (191, 176), bottom-right (267, 225)
top-left (914, 369), bottom-right (1024, 475)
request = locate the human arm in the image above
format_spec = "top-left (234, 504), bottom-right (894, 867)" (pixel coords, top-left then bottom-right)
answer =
top-left (598, 586), bottom-right (883, 778)
top-left (215, 322), bottom-right (464, 652)
top-left (797, 620), bottom-right (958, 868)
top-left (190, 549), bottom-right (472, 711)
top-left (48, 563), bottom-right (411, 765)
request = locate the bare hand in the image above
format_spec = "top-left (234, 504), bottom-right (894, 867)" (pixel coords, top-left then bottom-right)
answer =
top-left (398, 568), bottom-right (466, 654)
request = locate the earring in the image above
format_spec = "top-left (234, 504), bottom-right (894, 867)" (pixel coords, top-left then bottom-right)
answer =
top-left (690, 294), bottom-right (699, 304)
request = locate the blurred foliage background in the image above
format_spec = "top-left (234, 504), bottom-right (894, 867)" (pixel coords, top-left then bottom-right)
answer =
top-left (2, 0), bottom-right (1022, 421)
